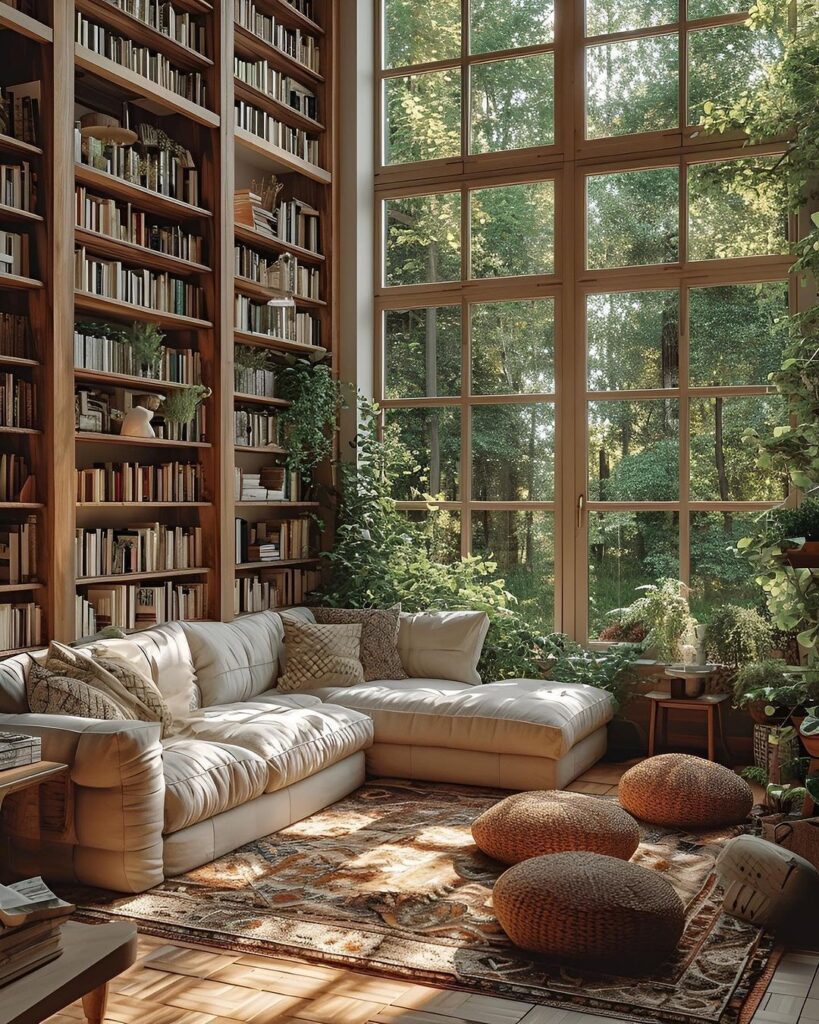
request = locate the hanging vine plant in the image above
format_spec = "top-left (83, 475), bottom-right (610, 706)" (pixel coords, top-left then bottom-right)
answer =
top-left (277, 358), bottom-right (344, 480)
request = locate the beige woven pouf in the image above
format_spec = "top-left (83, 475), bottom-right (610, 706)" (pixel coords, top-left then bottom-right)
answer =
top-left (493, 851), bottom-right (685, 971)
top-left (619, 753), bottom-right (753, 830)
top-left (472, 790), bottom-right (640, 865)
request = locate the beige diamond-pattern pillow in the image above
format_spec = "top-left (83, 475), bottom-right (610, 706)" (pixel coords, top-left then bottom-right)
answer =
top-left (312, 606), bottom-right (406, 681)
top-left (278, 621), bottom-right (364, 692)
top-left (27, 662), bottom-right (135, 721)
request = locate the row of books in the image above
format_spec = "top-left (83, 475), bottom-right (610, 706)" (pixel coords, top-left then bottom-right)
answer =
top-left (0, 231), bottom-right (29, 277)
top-left (0, 878), bottom-right (74, 987)
top-left (74, 247), bottom-right (205, 319)
top-left (75, 524), bottom-right (204, 578)
top-left (234, 409), bottom-right (279, 448)
top-left (0, 313), bottom-right (29, 360)
top-left (0, 161), bottom-right (35, 213)
top-left (235, 516), bottom-right (310, 563)
top-left (76, 460), bottom-right (204, 504)
top-left (0, 601), bottom-right (41, 651)
top-left (105, 0), bottom-right (207, 55)
top-left (77, 580), bottom-right (207, 634)
top-left (74, 326), bottom-right (202, 383)
top-left (234, 188), bottom-right (320, 255)
top-left (235, 464), bottom-right (285, 500)
top-left (234, 363), bottom-right (277, 398)
top-left (0, 81), bottom-right (40, 146)
top-left (234, 567), bottom-right (320, 614)
top-left (76, 186), bottom-right (205, 263)
top-left (235, 245), bottom-right (320, 300)
top-left (0, 516), bottom-right (37, 584)
top-left (77, 126), bottom-right (200, 207)
top-left (234, 1), bottom-right (321, 74)
top-left (283, 0), bottom-right (314, 19)
top-left (235, 296), bottom-right (320, 346)
top-left (76, 16), bottom-right (208, 106)
top-left (235, 101), bottom-right (320, 165)
top-left (0, 455), bottom-right (33, 503)
top-left (0, 374), bottom-right (35, 429)
top-left (233, 57), bottom-right (318, 121)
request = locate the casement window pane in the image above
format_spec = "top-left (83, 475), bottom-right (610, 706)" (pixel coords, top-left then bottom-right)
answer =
top-left (472, 511), bottom-right (555, 630)
top-left (405, 510), bottom-right (462, 562)
top-left (688, 282), bottom-right (787, 387)
top-left (384, 193), bottom-right (461, 287)
top-left (471, 53), bottom-right (555, 154)
top-left (384, 306), bottom-right (462, 400)
top-left (585, 35), bottom-right (678, 139)
top-left (470, 0), bottom-right (554, 54)
top-left (589, 511), bottom-right (679, 638)
top-left (588, 399), bottom-right (680, 501)
top-left (471, 181), bottom-right (555, 279)
top-left (472, 403), bottom-right (555, 500)
top-left (387, 407), bottom-right (461, 500)
top-left (688, 0), bottom-right (750, 19)
top-left (383, 0), bottom-right (461, 69)
top-left (471, 298), bottom-right (555, 395)
top-left (587, 290), bottom-right (679, 391)
top-left (384, 70), bottom-right (461, 166)
top-left (689, 395), bottom-right (788, 501)
top-left (688, 23), bottom-right (783, 127)
top-left (586, 0), bottom-right (676, 37)
top-left (586, 168), bottom-right (679, 270)
top-left (688, 158), bottom-right (789, 261)
top-left (689, 512), bottom-right (764, 619)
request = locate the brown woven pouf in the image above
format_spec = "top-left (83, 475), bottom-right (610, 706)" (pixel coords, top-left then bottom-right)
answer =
top-left (619, 753), bottom-right (753, 830)
top-left (472, 790), bottom-right (640, 865)
top-left (493, 851), bottom-right (685, 971)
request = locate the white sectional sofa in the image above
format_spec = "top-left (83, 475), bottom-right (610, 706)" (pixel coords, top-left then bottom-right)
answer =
top-left (0, 608), bottom-right (613, 893)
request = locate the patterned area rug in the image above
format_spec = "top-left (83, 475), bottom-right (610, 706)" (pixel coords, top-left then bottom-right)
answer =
top-left (75, 779), bottom-right (776, 1024)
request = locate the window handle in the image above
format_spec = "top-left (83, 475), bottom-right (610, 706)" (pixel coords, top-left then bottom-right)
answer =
top-left (577, 494), bottom-right (585, 530)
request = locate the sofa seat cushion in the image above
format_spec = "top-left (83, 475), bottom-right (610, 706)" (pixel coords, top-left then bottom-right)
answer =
top-left (162, 738), bottom-right (269, 834)
top-left (173, 702), bottom-right (374, 792)
top-left (307, 678), bottom-right (613, 760)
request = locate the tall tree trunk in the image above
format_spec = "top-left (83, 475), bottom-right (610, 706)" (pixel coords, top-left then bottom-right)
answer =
top-left (427, 246), bottom-right (439, 494)
top-left (714, 396), bottom-right (729, 503)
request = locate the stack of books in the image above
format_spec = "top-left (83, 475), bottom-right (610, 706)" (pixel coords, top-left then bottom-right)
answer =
top-left (234, 188), bottom-right (277, 237)
top-left (235, 465), bottom-right (285, 501)
top-left (0, 731), bottom-right (40, 769)
top-left (0, 877), bottom-right (74, 987)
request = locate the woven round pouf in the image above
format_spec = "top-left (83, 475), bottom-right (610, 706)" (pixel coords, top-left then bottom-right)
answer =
top-left (472, 790), bottom-right (640, 865)
top-left (493, 851), bottom-right (685, 971)
top-left (619, 753), bottom-right (753, 830)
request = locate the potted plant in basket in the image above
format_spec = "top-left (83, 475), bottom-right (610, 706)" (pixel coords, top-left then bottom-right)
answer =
top-left (770, 499), bottom-right (819, 569)
top-left (799, 707), bottom-right (819, 758)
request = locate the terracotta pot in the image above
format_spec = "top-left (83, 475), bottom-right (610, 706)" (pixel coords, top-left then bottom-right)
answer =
top-left (799, 727), bottom-right (819, 758)
top-left (785, 540), bottom-right (819, 568)
top-left (746, 699), bottom-right (790, 725)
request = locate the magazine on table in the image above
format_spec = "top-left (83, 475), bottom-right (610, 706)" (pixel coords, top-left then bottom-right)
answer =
top-left (0, 877), bottom-right (74, 930)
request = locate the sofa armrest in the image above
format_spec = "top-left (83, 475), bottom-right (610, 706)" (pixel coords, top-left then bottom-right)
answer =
top-left (0, 713), bottom-right (165, 893)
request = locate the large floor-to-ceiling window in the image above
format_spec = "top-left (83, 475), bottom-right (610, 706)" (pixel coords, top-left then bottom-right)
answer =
top-left (374, 0), bottom-right (793, 641)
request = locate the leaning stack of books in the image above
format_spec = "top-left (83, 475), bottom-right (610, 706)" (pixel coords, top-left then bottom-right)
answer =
top-left (234, 189), bottom-right (276, 238)
top-left (0, 730), bottom-right (40, 769)
top-left (0, 877), bottom-right (74, 987)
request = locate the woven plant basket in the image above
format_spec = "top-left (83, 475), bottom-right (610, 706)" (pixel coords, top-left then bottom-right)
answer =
top-left (492, 852), bottom-right (685, 971)
top-left (472, 790), bottom-right (640, 865)
top-left (619, 753), bottom-right (753, 829)
top-left (754, 724), bottom-right (798, 771)
top-left (762, 816), bottom-right (819, 871)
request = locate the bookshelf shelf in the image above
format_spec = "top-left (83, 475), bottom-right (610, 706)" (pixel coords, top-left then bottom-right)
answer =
top-left (0, 133), bottom-right (43, 157)
top-left (233, 23), bottom-right (324, 83)
top-left (236, 557), bottom-right (320, 570)
top-left (0, 203), bottom-right (43, 224)
top-left (74, 227), bottom-right (211, 277)
top-left (0, 503), bottom-right (43, 510)
top-left (234, 275), bottom-right (325, 308)
top-left (77, 567), bottom-right (210, 585)
top-left (233, 78), bottom-right (324, 135)
top-left (0, 5), bottom-right (53, 44)
top-left (235, 443), bottom-right (286, 454)
top-left (1, 645), bottom-right (39, 658)
top-left (234, 223), bottom-right (324, 263)
top-left (233, 393), bottom-right (290, 408)
top-left (75, 368), bottom-right (200, 392)
top-left (0, 426), bottom-right (41, 436)
top-left (235, 500), bottom-right (320, 509)
top-left (74, 292), bottom-right (213, 330)
top-left (267, 0), bottom-right (325, 37)
top-left (235, 127), bottom-right (331, 184)
top-left (76, 433), bottom-right (211, 449)
top-left (75, 0), bottom-right (214, 70)
top-left (77, 502), bottom-right (212, 508)
top-left (75, 45), bottom-right (220, 128)
top-left (0, 273), bottom-right (44, 291)
top-left (75, 165), bottom-right (212, 222)
top-left (0, 582), bottom-right (44, 594)
top-left (0, 355), bottom-right (38, 369)
top-left (234, 328), bottom-right (326, 358)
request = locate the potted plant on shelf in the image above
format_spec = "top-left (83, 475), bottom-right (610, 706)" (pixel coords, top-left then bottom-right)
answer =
top-left (160, 384), bottom-right (211, 431)
top-left (733, 661), bottom-right (819, 724)
top-left (605, 578), bottom-right (694, 664)
top-left (129, 321), bottom-right (165, 379)
top-left (769, 499), bottom-right (819, 569)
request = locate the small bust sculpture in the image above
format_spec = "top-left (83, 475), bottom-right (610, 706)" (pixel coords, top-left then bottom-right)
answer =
top-left (120, 393), bottom-right (164, 438)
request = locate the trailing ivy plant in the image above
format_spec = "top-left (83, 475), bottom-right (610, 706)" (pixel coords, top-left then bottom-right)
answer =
top-left (277, 358), bottom-right (344, 480)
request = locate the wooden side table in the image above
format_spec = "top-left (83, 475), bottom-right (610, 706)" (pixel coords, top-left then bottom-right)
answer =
top-left (645, 691), bottom-right (731, 762)
top-left (0, 920), bottom-right (137, 1024)
top-left (0, 761), bottom-right (68, 810)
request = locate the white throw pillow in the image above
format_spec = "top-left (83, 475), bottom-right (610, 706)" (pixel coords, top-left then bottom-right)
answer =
top-left (397, 610), bottom-right (490, 685)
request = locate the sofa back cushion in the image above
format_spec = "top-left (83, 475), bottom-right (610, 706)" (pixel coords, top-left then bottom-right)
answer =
top-left (180, 611), bottom-right (284, 706)
top-left (398, 611), bottom-right (490, 685)
top-left (0, 655), bottom-right (29, 714)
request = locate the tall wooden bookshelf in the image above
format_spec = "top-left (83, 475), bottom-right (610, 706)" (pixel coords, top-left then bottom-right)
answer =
top-left (0, 0), bottom-right (337, 651)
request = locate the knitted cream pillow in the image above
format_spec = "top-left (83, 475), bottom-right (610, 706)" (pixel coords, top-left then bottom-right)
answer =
top-left (311, 606), bottom-right (406, 681)
top-left (278, 621), bottom-right (364, 692)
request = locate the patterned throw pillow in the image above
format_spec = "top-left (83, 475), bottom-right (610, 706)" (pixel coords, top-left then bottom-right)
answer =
top-left (278, 621), bottom-right (364, 692)
top-left (26, 641), bottom-right (173, 736)
top-left (312, 607), bottom-right (407, 682)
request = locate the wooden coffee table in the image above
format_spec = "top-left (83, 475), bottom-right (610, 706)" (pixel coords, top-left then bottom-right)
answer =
top-left (1, 920), bottom-right (137, 1024)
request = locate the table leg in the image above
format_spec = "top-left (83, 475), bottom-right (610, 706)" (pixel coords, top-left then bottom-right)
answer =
top-left (82, 982), bottom-right (109, 1024)
top-left (716, 701), bottom-right (731, 763)
top-left (707, 707), bottom-right (716, 762)
top-left (648, 700), bottom-right (657, 756)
